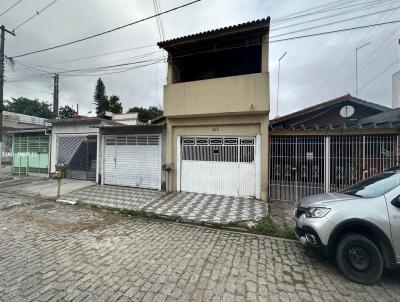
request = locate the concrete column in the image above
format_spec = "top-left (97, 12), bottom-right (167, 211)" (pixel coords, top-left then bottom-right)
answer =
top-left (165, 120), bottom-right (174, 192)
top-left (260, 117), bottom-right (269, 201)
top-left (261, 33), bottom-right (269, 73)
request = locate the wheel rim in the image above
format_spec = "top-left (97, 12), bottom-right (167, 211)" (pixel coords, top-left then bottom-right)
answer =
top-left (346, 245), bottom-right (370, 272)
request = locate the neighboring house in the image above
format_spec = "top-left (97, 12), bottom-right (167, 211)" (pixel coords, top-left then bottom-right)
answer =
top-left (269, 94), bottom-right (397, 202)
top-left (98, 123), bottom-right (165, 190)
top-left (158, 18), bottom-right (271, 200)
top-left (98, 111), bottom-right (139, 125)
top-left (2, 111), bottom-right (48, 164)
top-left (10, 127), bottom-right (50, 176)
top-left (48, 117), bottom-right (117, 182)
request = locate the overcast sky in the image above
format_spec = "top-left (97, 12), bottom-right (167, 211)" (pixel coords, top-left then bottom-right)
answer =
top-left (1, 0), bottom-right (400, 117)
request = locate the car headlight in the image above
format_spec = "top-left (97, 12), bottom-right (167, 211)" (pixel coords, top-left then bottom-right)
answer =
top-left (305, 207), bottom-right (330, 218)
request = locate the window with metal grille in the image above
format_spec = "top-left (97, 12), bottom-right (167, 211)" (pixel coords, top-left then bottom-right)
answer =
top-left (181, 137), bottom-right (255, 163)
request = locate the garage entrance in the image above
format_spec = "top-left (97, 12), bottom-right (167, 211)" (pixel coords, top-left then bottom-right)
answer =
top-left (103, 135), bottom-right (161, 189)
top-left (13, 134), bottom-right (49, 175)
top-left (56, 135), bottom-right (97, 181)
top-left (179, 136), bottom-right (258, 197)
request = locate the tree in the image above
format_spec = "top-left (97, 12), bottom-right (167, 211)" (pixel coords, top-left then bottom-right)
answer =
top-left (109, 95), bottom-right (123, 114)
top-left (93, 78), bottom-right (109, 115)
top-left (127, 106), bottom-right (163, 123)
top-left (59, 105), bottom-right (77, 119)
top-left (4, 97), bottom-right (53, 119)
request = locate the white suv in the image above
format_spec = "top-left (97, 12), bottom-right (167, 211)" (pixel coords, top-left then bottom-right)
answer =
top-left (294, 168), bottom-right (400, 284)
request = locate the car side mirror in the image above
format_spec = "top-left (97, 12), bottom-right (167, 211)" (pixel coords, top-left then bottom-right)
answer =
top-left (391, 196), bottom-right (400, 208)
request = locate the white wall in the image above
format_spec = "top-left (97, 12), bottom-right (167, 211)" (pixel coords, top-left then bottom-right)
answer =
top-left (49, 123), bottom-right (99, 182)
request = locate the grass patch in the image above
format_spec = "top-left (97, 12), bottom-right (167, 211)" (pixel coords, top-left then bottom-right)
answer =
top-left (283, 223), bottom-right (297, 240)
top-left (254, 216), bottom-right (276, 235)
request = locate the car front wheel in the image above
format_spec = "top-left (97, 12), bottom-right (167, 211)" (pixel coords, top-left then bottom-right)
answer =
top-left (336, 233), bottom-right (383, 285)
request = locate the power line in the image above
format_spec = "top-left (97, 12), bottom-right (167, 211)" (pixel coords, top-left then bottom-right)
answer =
top-left (10, 0), bottom-right (201, 59)
top-left (35, 44), bottom-right (158, 67)
top-left (270, 5), bottom-right (400, 39)
top-left (303, 0), bottom-right (396, 104)
top-left (335, 15), bottom-right (400, 92)
top-left (5, 57), bottom-right (166, 82)
top-left (272, 0), bottom-right (390, 25)
top-left (358, 58), bottom-right (398, 91)
top-left (272, 0), bottom-right (350, 24)
top-left (12, 0), bottom-right (59, 32)
top-left (7, 18), bottom-right (400, 81)
top-left (0, 0), bottom-right (23, 17)
top-left (271, 0), bottom-right (396, 31)
top-left (7, 59), bottom-right (165, 82)
top-left (269, 19), bottom-right (400, 43)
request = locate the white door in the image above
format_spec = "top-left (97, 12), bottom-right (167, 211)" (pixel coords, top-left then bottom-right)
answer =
top-left (179, 137), bottom-right (256, 197)
top-left (103, 135), bottom-right (161, 189)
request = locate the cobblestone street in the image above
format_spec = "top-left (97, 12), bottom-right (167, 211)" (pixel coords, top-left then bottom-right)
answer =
top-left (0, 196), bottom-right (399, 302)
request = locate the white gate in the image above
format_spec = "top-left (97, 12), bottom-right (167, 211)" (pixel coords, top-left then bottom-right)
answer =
top-left (103, 135), bottom-right (161, 189)
top-left (179, 136), bottom-right (257, 197)
top-left (269, 135), bottom-right (399, 202)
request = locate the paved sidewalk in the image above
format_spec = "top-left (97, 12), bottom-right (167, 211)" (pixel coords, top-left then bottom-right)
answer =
top-left (58, 185), bottom-right (268, 224)
top-left (0, 201), bottom-right (399, 302)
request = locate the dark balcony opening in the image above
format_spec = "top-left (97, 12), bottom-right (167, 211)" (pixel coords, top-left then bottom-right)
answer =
top-left (170, 39), bottom-right (262, 84)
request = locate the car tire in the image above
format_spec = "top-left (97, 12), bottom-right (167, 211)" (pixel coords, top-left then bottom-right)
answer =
top-left (336, 233), bottom-right (383, 285)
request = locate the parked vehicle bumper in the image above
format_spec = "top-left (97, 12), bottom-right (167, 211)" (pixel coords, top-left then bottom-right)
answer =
top-left (293, 209), bottom-right (335, 256)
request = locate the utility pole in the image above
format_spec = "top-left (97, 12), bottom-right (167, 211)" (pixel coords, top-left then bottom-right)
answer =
top-left (53, 73), bottom-right (59, 118)
top-left (0, 25), bottom-right (15, 166)
top-left (276, 51), bottom-right (287, 118)
top-left (355, 42), bottom-right (370, 96)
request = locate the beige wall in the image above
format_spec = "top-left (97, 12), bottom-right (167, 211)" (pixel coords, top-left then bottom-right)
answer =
top-left (165, 114), bottom-right (269, 200)
top-left (164, 72), bottom-right (269, 117)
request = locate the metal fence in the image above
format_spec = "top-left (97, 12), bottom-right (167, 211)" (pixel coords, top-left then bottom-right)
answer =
top-left (269, 135), bottom-right (398, 202)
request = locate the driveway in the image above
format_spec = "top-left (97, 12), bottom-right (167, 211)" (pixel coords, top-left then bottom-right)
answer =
top-left (0, 198), bottom-right (399, 301)
top-left (57, 185), bottom-right (268, 224)
top-left (0, 167), bottom-right (95, 199)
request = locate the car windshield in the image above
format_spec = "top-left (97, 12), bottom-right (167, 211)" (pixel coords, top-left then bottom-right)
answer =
top-left (342, 172), bottom-right (400, 198)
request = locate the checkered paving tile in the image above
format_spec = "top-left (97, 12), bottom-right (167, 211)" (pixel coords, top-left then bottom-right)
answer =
top-left (58, 185), bottom-right (268, 224)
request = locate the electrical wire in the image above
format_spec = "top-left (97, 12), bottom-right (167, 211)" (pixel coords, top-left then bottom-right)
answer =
top-left (0, 0), bottom-right (23, 18)
top-left (271, 0), bottom-right (397, 31)
top-left (272, 0), bottom-right (390, 25)
top-left (358, 58), bottom-right (398, 91)
top-left (268, 19), bottom-right (400, 43)
top-left (12, 0), bottom-right (59, 32)
top-left (31, 45), bottom-right (158, 67)
top-left (9, 0), bottom-right (201, 59)
top-left (270, 5), bottom-right (400, 39)
top-left (302, 0), bottom-right (396, 105)
top-left (6, 18), bottom-right (400, 82)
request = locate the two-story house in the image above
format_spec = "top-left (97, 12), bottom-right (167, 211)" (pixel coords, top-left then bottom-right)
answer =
top-left (158, 18), bottom-right (270, 200)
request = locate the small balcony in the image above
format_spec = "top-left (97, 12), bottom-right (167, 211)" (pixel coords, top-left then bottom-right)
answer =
top-left (163, 73), bottom-right (269, 117)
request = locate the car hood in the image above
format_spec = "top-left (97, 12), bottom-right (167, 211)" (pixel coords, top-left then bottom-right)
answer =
top-left (299, 192), bottom-right (361, 207)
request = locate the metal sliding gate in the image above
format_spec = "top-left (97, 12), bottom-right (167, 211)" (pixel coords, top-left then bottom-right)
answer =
top-left (180, 136), bottom-right (257, 197)
top-left (269, 135), bottom-right (398, 202)
top-left (56, 135), bottom-right (97, 181)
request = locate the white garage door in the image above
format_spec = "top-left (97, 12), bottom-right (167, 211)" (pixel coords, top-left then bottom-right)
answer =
top-left (179, 136), bottom-right (258, 197)
top-left (104, 135), bottom-right (161, 189)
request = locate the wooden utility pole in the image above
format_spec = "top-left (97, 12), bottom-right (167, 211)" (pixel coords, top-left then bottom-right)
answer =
top-left (53, 73), bottom-right (59, 118)
top-left (0, 25), bottom-right (15, 166)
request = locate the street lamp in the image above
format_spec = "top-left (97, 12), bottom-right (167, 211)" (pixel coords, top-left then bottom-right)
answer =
top-left (356, 42), bottom-right (370, 96)
top-left (276, 51), bottom-right (287, 118)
